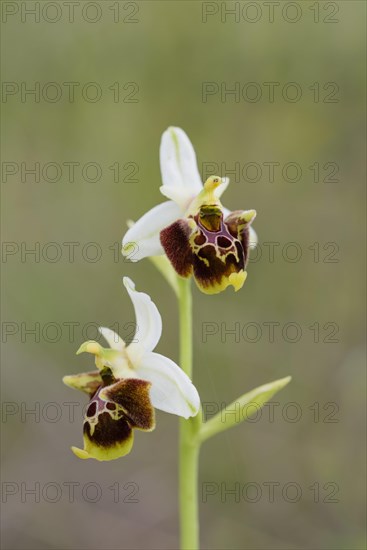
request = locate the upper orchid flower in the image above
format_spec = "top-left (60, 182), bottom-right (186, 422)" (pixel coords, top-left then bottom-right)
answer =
top-left (63, 277), bottom-right (200, 461)
top-left (122, 127), bottom-right (257, 294)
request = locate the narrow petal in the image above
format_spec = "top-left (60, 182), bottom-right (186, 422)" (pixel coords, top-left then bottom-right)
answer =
top-left (123, 277), bottom-right (162, 353)
top-left (76, 340), bottom-right (129, 378)
top-left (160, 127), bottom-right (203, 208)
top-left (62, 371), bottom-right (101, 396)
top-left (136, 352), bottom-right (200, 418)
top-left (99, 327), bottom-right (125, 351)
top-left (122, 201), bottom-right (181, 261)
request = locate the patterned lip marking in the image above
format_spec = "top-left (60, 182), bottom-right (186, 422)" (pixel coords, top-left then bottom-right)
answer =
top-left (190, 208), bottom-right (242, 266)
top-left (87, 402), bottom-right (97, 417)
top-left (160, 204), bottom-right (253, 294)
top-left (84, 387), bottom-right (125, 437)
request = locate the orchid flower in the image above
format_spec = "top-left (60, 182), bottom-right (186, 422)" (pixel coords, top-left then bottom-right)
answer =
top-left (63, 277), bottom-right (200, 461)
top-left (122, 127), bottom-right (257, 294)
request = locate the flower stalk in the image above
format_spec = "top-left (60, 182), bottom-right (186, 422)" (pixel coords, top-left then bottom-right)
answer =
top-left (176, 279), bottom-right (292, 550)
top-left (178, 277), bottom-right (201, 550)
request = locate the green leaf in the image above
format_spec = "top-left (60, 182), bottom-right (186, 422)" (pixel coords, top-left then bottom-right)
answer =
top-left (199, 376), bottom-right (292, 443)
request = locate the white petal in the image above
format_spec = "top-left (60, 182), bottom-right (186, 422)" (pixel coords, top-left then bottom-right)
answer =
top-left (123, 277), bottom-right (162, 353)
top-left (98, 327), bottom-right (125, 351)
top-left (249, 226), bottom-right (258, 249)
top-left (136, 352), bottom-right (200, 418)
top-left (159, 186), bottom-right (196, 210)
top-left (160, 127), bottom-right (203, 208)
top-left (222, 205), bottom-right (231, 219)
top-left (122, 201), bottom-right (181, 261)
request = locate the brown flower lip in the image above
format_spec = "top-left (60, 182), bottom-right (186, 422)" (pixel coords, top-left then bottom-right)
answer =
top-left (160, 206), bottom-right (256, 294)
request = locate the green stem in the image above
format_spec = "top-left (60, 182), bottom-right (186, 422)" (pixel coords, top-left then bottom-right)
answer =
top-left (178, 278), bottom-right (201, 550)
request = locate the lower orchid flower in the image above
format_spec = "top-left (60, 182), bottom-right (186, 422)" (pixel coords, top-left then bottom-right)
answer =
top-left (122, 126), bottom-right (257, 294)
top-left (63, 277), bottom-right (200, 461)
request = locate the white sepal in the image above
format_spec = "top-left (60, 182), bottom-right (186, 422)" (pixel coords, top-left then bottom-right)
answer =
top-left (122, 201), bottom-right (181, 261)
top-left (123, 277), bottom-right (162, 353)
top-left (136, 351), bottom-right (200, 418)
top-left (160, 127), bottom-right (203, 209)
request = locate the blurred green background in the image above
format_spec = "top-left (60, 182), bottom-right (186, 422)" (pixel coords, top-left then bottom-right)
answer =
top-left (1, 1), bottom-right (366, 549)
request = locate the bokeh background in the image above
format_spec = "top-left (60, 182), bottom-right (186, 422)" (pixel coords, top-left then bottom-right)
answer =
top-left (1, 1), bottom-right (366, 549)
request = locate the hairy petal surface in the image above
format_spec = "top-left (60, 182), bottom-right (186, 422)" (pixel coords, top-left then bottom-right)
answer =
top-left (160, 218), bottom-right (195, 278)
top-left (103, 378), bottom-right (155, 430)
top-left (72, 379), bottom-right (154, 461)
